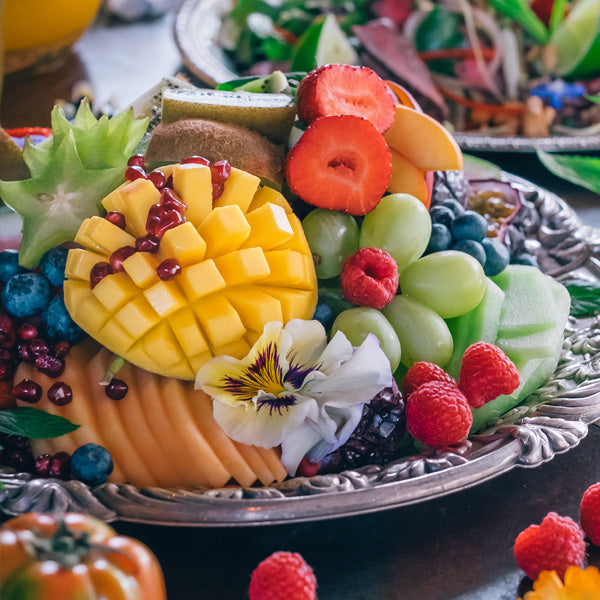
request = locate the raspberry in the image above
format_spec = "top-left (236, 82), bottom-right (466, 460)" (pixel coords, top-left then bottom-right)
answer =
top-left (402, 362), bottom-right (456, 397)
top-left (249, 551), bottom-right (317, 600)
top-left (458, 342), bottom-right (519, 408)
top-left (405, 381), bottom-right (472, 448)
top-left (514, 512), bottom-right (586, 580)
top-left (580, 482), bottom-right (600, 546)
top-left (340, 247), bottom-right (398, 309)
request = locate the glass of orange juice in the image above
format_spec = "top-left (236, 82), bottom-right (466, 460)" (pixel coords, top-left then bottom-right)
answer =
top-left (3, 0), bottom-right (102, 74)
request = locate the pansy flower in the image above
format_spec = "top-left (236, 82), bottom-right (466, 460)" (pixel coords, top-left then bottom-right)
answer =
top-left (195, 319), bottom-right (393, 476)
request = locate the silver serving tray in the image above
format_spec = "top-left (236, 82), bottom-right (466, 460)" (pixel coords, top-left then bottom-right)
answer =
top-left (174, 0), bottom-right (600, 154)
top-left (2, 171), bottom-right (600, 526)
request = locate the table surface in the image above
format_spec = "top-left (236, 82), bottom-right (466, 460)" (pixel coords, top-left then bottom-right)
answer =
top-left (2, 9), bottom-right (600, 600)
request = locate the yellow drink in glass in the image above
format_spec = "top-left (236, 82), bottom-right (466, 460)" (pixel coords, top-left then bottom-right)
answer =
top-left (3, 0), bottom-right (102, 74)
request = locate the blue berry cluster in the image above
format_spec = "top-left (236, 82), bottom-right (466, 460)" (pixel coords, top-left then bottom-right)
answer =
top-left (425, 199), bottom-right (510, 277)
top-left (0, 247), bottom-right (84, 344)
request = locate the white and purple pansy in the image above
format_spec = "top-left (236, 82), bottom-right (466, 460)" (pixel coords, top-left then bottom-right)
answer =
top-left (195, 319), bottom-right (393, 476)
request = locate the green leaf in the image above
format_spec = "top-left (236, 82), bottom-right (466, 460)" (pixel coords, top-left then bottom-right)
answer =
top-left (415, 6), bottom-right (463, 52)
top-left (488, 0), bottom-right (549, 43)
top-left (586, 94), bottom-right (600, 104)
top-left (536, 148), bottom-right (600, 195)
top-left (563, 279), bottom-right (600, 317)
top-left (0, 407), bottom-right (79, 439)
top-left (548, 0), bottom-right (567, 34)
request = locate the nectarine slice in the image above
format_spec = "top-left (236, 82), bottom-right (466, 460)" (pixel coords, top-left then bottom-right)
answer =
top-left (387, 148), bottom-right (430, 208)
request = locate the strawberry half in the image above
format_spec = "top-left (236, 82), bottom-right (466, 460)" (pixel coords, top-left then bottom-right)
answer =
top-left (297, 64), bottom-right (396, 133)
top-left (285, 115), bottom-right (392, 216)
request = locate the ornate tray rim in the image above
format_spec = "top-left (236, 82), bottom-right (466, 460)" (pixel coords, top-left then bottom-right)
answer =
top-left (173, 0), bottom-right (600, 155)
top-left (2, 170), bottom-right (600, 526)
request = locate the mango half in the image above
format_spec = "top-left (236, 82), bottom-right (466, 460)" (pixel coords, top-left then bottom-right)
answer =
top-left (64, 163), bottom-right (318, 380)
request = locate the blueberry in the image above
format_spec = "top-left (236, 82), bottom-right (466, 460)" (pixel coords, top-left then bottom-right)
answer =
top-left (70, 443), bottom-right (113, 486)
top-left (425, 223), bottom-right (452, 254)
top-left (451, 240), bottom-right (487, 266)
top-left (44, 295), bottom-right (85, 344)
top-left (313, 302), bottom-right (335, 331)
top-left (481, 238), bottom-right (510, 277)
top-left (450, 210), bottom-right (488, 242)
top-left (39, 247), bottom-right (69, 287)
top-left (429, 206), bottom-right (454, 228)
top-left (0, 250), bottom-right (27, 283)
top-left (442, 198), bottom-right (466, 217)
top-left (1, 273), bottom-right (50, 318)
top-left (512, 253), bottom-right (539, 269)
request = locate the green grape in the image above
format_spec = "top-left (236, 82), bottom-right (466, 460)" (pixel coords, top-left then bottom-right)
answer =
top-left (331, 307), bottom-right (401, 372)
top-left (399, 250), bottom-right (486, 319)
top-left (382, 295), bottom-right (453, 368)
top-left (359, 193), bottom-right (431, 273)
top-left (302, 208), bottom-right (359, 279)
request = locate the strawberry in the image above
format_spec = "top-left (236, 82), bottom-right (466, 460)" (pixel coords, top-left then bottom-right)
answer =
top-left (285, 115), bottom-right (392, 216)
top-left (514, 512), bottom-right (586, 580)
top-left (297, 64), bottom-right (396, 133)
top-left (249, 551), bottom-right (317, 600)
top-left (402, 362), bottom-right (457, 398)
top-left (458, 342), bottom-right (519, 408)
top-left (340, 247), bottom-right (398, 309)
top-left (405, 381), bottom-right (472, 448)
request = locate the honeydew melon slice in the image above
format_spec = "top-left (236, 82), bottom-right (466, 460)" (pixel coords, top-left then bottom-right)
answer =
top-left (471, 278), bottom-right (570, 432)
top-left (492, 265), bottom-right (556, 338)
top-left (445, 277), bottom-right (505, 379)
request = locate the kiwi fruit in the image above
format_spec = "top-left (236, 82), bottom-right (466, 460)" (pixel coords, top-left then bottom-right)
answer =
top-left (145, 119), bottom-right (286, 184)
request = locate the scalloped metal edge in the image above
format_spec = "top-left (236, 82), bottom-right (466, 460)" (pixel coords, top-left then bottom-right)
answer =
top-left (2, 173), bottom-right (600, 525)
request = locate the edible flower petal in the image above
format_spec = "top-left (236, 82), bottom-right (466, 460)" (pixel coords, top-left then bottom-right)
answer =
top-left (520, 566), bottom-right (600, 600)
top-left (195, 319), bottom-right (393, 476)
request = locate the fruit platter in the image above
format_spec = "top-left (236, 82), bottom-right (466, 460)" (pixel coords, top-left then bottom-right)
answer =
top-left (175, 0), bottom-right (600, 153)
top-left (1, 61), bottom-right (600, 527)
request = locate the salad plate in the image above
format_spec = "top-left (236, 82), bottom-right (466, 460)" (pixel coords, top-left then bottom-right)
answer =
top-left (174, 0), bottom-right (600, 155)
top-left (2, 170), bottom-right (600, 527)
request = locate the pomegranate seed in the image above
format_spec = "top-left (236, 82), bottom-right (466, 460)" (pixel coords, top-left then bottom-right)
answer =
top-left (148, 170), bottom-right (166, 190)
top-left (3, 448), bottom-right (34, 472)
top-left (210, 159), bottom-right (231, 183)
top-left (90, 262), bottom-right (113, 289)
top-left (106, 378), bottom-right (128, 400)
top-left (135, 234), bottom-right (160, 253)
top-left (48, 382), bottom-right (72, 406)
top-left (17, 323), bottom-right (38, 341)
top-left (109, 246), bottom-right (136, 272)
top-left (27, 339), bottom-right (50, 359)
top-left (35, 355), bottom-right (65, 378)
top-left (125, 165), bottom-right (147, 181)
top-left (2, 435), bottom-right (29, 450)
top-left (165, 174), bottom-right (174, 189)
top-left (160, 188), bottom-right (187, 213)
top-left (146, 204), bottom-right (184, 238)
top-left (48, 452), bottom-right (71, 479)
top-left (127, 154), bottom-right (145, 168)
top-left (35, 454), bottom-right (52, 477)
top-left (212, 181), bottom-right (225, 202)
top-left (0, 360), bottom-right (15, 381)
top-left (17, 343), bottom-right (33, 362)
top-left (0, 315), bottom-right (15, 348)
top-left (181, 155), bottom-right (210, 166)
top-left (106, 211), bottom-right (126, 229)
top-left (0, 348), bottom-right (12, 362)
top-left (157, 259), bottom-right (181, 281)
top-left (12, 379), bottom-right (42, 403)
top-left (53, 341), bottom-right (70, 359)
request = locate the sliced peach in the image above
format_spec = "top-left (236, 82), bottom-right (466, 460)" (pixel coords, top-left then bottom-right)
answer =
top-left (387, 148), bottom-right (429, 208)
top-left (385, 80), bottom-right (422, 112)
top-left (384, 105), bottom-right (463, 171)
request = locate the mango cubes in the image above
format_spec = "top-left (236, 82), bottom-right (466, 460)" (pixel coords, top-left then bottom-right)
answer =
top-left (64, 164), bottom-right (317, 380)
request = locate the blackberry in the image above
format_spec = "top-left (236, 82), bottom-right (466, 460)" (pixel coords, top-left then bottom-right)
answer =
top-left (320, 380), bottom-right (407, 473)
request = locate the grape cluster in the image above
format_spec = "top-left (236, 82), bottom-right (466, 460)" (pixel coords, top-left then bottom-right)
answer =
top-left (425, 199), bottom-right (510, 277)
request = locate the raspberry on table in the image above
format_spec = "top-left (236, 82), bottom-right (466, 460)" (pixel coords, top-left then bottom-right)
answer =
top-left (340, 247), bottom-right (398, 309)
top-left (580, 482), bottom-right (600, 546)
top-left (402, 361), bottom-right (457, 397)
top-left (249, 551), bottom-right (317, 600)
top-left (458, 342), bottom-right (519, 408)
top-left (513, 512), bottom-right (586, 581)
top-left (405, 381), bottom-right (472, 448)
